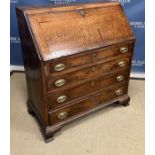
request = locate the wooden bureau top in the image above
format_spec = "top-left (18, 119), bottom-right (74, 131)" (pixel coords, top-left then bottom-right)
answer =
top-left (16, 2), bottom-right (135, 61)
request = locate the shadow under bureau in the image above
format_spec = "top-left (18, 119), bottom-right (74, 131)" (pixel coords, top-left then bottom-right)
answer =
top-left (16, 2), bottom-right (135, 142)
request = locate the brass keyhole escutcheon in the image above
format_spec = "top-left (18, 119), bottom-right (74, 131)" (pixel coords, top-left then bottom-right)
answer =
top-left (91, 81), bottom-right (95, 87)
top-left (92, 52), bottom-right (96, 62)
top-left (92, 66), bottom-right (95, 72)
top-left (79, 9), bottom-right (85, 17)
top-left (93, 52), bottom-right (96, 58)
top-left (91, 96), bottom-right (95, 102)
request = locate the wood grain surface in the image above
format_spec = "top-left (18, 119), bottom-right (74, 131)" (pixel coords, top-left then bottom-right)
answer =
top-left (25, 2), bottom-right (135, 61)
top-left (16, 2), bottom-right (135, 142)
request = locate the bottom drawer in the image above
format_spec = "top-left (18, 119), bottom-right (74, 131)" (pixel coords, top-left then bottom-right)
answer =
top-left (48, 83), bottom-right (128, 125)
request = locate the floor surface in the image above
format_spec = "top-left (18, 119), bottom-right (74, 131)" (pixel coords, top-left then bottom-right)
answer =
top-left (11, 73), bottom-right (144, 155)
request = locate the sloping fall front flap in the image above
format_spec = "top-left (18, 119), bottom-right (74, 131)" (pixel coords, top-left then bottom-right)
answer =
top-left (24, 2), bottom-right (135, 61)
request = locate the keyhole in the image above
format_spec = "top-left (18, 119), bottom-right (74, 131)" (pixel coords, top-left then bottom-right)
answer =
top-left (92, 66), bottom-right (95, 72)
top-left (91, 81), bottom-right (95, 87)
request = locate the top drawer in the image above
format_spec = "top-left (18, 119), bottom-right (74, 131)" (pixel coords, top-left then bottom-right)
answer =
top-left (45, 43), bottom-right (133, 76)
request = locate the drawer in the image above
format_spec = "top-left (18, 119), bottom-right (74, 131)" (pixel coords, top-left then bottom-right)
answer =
top-left (48, 84), bottom-right (128, 124)
top-left (45, 43), bottom-right (132, 76)
top-left (46, 56), bottom-right (130, 91)
top-left (47, 70), bottom-right (129, 109)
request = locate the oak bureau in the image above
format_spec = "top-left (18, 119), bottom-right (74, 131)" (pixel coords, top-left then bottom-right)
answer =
top-left (16, 2), bottom-right (135, 142)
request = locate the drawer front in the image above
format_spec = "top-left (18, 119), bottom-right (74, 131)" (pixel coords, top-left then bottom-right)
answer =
top-left (45, 43), bottom-right (132, 76)
top-left (48, 84), bottom-right (128, 124)
top-left (94, 44), bottom-right (130, 62)
top-left (47, 70), bottom-right (129, 109)
top-left (46, 56), bottom-right (130, 91)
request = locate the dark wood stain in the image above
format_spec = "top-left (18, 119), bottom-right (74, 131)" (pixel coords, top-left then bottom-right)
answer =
top-left (16, 2), bottom-right (135, 142)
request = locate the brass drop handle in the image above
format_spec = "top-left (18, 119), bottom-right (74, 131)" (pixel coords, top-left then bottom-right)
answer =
top-left (116, 75), bottom-right (124, 82)
top-left (54, 63), bottom-right (65, 72)
top-left (58, 112), bottom-right (68, 120)
top-left (118, 61), bottom-right (126, 68)
top-left (55, 79), bottom-right (66, 87)
top-left (115, 89), bottom-right (123, 96)
top-left (120, 47), bottom-right (128, 53)
top-left (57, 95), bottom-right (67, 103)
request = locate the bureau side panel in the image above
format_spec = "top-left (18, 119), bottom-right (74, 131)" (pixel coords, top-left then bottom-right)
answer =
top-left (16, 8), bottom-right (49, 126)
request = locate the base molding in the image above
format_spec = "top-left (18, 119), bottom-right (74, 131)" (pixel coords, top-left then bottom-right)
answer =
top-left (27, 94), bottom-right (130, 142)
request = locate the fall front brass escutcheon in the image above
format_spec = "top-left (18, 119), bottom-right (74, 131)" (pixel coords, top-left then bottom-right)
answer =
top-left (54, 63), bottom-right (66, 71)
top-left (116, 75), bottom-right (124, 82)
top-left (120, 47), bottom-right (128, 53)
top-left (118, 61), bottom-right (126, 67)
top-left (57, 95), bottom-right (67, 103)
top-left (115, 89), bottom-right (123, 96)
top-left (58, 112), bottom-right (68, 120)
top-left (55, 79), bottom-right (66, 87)
top-left (79, 9), bottom-right (85, 17)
